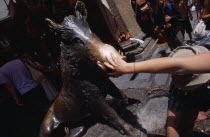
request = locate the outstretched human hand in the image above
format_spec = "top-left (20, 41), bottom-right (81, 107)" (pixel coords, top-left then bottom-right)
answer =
top-left (104, 53), bottom-right (130, 77)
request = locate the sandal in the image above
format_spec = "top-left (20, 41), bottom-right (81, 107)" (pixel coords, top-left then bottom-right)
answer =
top-left (206, 109), bottom-right (210, 118)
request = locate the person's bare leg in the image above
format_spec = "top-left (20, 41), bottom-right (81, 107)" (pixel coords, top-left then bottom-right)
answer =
top-left (166, 110), bottom-right (180, 137)
top-left (196, 109), bottom-right (210, 121)
top-left (187, 32), bottom-right (192, 41)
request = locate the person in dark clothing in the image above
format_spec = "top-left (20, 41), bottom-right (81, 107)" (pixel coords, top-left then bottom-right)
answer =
top-left (197, 0), bottom-right (210, 30)
top-left (131, 0), bottom-right (155, 38)
top-left (174, 0), bottom-right (193, 41)
top-left (155, 0), bottom-right (185, 50)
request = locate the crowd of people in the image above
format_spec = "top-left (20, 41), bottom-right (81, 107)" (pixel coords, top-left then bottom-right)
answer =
top-left (0, 0), bottom-right (210, 137)
top-left (133, 0), bottom-right (210, 50)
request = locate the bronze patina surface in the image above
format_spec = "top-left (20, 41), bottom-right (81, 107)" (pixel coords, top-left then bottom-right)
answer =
top-left (39, 2), bottom-right (141, 137)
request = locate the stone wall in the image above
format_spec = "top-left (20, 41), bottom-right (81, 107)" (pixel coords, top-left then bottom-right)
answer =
top-left (97, 0), bottom-right (142, 41)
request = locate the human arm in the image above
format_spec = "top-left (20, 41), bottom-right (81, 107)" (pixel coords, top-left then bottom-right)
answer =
top-left (201, 0), bottom-right (210, 21)
top-left (4, 82), bottom-right (23, 106)
top-left (202, 14), bottom-right (210, 21)
top-left (30, 61), bottom-right (50, 72)
top-left (0, 73), bottom-right (23, 105)
top-left (185, 0), bottom-right (193, 20)
top-left (25, 57), bottom-right (50, 73)
top-left (104, 52), bottom-right (210, 76)
top-left (8, 0), bottom-right (15, 19)
top-left (196, 0), bottom-right (202, 19)
top-left (202, 9), bottom-right (210, 21)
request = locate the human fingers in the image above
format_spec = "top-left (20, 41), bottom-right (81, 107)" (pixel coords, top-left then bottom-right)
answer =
top-left (118, 50), bottom-right (124, 56)
top-left (107, 72), bottom-right (122, 77)
top-left (110, 53), bottom-right (118, 64)
top-left (97, 61), bottom-right (107, 71)
top-left (104, 62), bottom-right (114, 70)
top-left (121, 55), bottom-right (126, 60)
top-left (114, 73), bottom-right (123, 77)
top-left (105, 53), bottom-right (116, 66)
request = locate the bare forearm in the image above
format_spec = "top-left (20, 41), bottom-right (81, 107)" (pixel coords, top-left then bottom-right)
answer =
top-left (202, 14), bottom-right (210, 20)
top-left (3, 82), bottom-right (23, 106)
top-left (125, 57), bottom-right (183, 74)
top-left (197, 0), bottom-right (201, 18)
top-left (104, 52), bottom-right (210, 77)
top-left (125, 53), bottom-right (210, 74)
top-left (5, 82), bottom-right (18, 99)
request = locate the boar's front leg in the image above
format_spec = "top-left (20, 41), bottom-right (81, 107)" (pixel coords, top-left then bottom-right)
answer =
top-left (39, 107), bottom-right (60, 137)
top-left (70, 79), bottom-right (141, 136)
top-left (39, 90), bottom-right (82, 137)
top-left (92, 96), bottom-right (140, 136)
top-left (64, 126), bottom-right (87, 137)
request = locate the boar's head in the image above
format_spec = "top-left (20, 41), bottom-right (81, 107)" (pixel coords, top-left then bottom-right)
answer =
top-left (45, 2), bottom-right (124, 77)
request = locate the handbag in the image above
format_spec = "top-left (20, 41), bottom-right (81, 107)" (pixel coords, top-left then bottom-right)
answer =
top-left (193, 20), bottom-right (209, 38)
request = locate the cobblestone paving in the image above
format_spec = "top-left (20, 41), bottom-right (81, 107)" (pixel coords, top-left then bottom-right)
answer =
top-left (194, 119), bottom-right (210, 135)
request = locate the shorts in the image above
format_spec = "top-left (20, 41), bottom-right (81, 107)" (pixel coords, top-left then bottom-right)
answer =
top-left (168, 84), bottom-right (210, 112)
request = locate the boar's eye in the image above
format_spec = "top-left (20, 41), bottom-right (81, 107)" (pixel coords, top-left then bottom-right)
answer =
top-left (63, 37), bottom-right (84, 46)
top-left (71, 37), bottom-right (84, 44)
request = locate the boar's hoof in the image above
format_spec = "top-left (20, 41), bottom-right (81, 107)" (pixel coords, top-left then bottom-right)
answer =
top-left (64, 126), bottom-right (87, 137)
top-left (123, 124), bottom-right (142, 137)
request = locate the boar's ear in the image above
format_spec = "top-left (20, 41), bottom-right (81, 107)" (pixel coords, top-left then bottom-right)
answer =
top-left (97, 61), bottom-right (107, 71)
top-left (45, 18), bottom-right (63, 37)
top-left (75, 1), bottom-right (87, 20)
top-left (45, 18), bottom-right (62, 31)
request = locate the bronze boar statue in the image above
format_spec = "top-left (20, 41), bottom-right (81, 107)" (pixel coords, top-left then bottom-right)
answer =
top-left (39, 1), bottom-right (140, 137)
